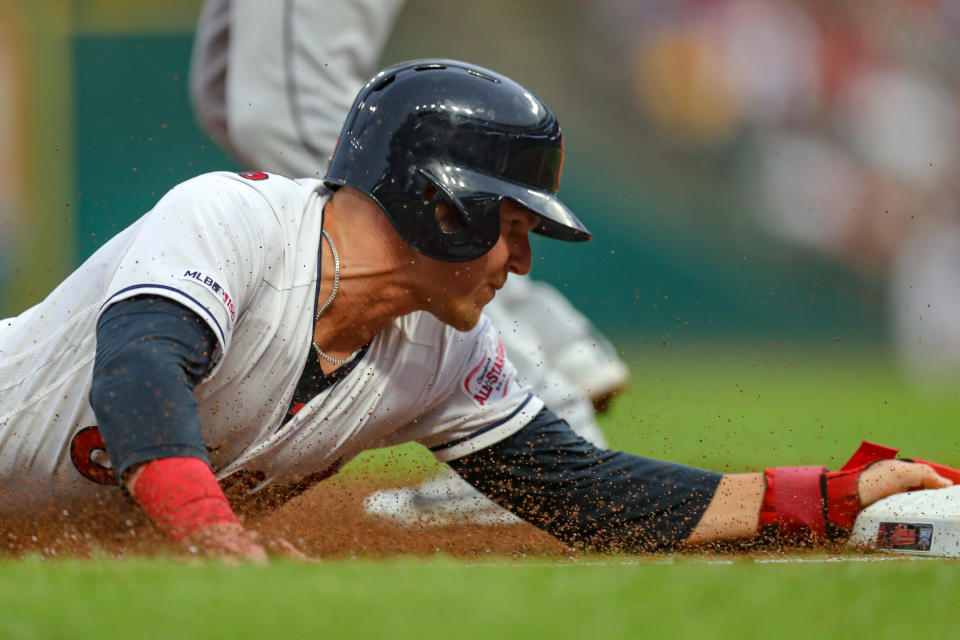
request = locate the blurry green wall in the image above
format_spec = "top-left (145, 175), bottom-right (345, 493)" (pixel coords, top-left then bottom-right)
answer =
top-left (0, 0), bottom-right (884, 346)
top-left (73, 33), bottom-right (233, 261)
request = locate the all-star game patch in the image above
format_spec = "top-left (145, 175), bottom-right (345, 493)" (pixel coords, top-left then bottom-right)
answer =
top-left (877, 522), bottom-right (933, 551)
top-left (462, 337), bottom-right (517, 408)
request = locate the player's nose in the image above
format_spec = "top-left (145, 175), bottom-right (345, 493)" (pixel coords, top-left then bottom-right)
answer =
top-left (507, 234), bottom-right (532, 275)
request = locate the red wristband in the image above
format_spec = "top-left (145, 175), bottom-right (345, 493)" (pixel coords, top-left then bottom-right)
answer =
top-left (132, 457), bottom-right (240, 541)
top-left (823, 468), bottom-right (860, 531)
top-left (759, 441), bottom-right (906, 541)
top-left (758, 466), bottom-right (827, 539)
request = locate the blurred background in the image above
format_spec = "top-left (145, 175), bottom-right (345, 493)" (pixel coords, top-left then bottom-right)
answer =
top-left (2, 0), bottom-right (960, 387)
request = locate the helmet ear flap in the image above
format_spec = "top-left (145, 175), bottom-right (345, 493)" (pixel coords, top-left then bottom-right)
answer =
top-left (421, 186), bottom-right (467, 233)
top-left (410, 171), bottom-right (501, 258)
top-left (454, 192), bottom-right (501, 249)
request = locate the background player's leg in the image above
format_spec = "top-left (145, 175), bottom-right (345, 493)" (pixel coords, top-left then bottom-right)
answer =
top-left (189, 0), bottom-right (231, 145)
top-left (888, 218), bottom-right (960, 388)
top-left (486, 276), bottom-right (629, 416)
top-left (190, 0), bottom-right (405, 175)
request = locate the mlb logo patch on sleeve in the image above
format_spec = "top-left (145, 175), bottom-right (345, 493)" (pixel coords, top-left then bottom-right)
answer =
top-left (877, 522), bottom-right (933, 551)
top-left (182, 269), bottom-right (238, 327)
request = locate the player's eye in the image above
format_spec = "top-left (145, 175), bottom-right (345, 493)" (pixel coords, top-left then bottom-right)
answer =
top-left (507, 213), bottom-right (536, 231)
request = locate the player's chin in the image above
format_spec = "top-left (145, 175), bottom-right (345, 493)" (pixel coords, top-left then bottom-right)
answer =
top-left (431, 301), bottom-right (485, 332)
top-left (448, 309), bottom-right (485, 332)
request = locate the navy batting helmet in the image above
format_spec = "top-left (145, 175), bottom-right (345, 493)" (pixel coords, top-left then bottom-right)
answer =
top-left (323, 59), bottom-right (591, 262)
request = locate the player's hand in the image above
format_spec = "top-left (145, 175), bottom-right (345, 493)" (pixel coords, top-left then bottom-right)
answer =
top-left (182, 522), bottom-right (318, 564)
top-left (183, 522), bottom-right (270, 564)
top-left (263, 536), bottom-right (319, 564)
top-left (857, 460), bottom-right (953, 507)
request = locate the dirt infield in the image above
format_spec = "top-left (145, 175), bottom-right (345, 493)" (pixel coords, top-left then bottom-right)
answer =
top-left (0, 479), bottom-right (567, 559)
top-left (255, 479), bottom-right (568, 558)
top-left (1, 479), bottom-right (858, 560)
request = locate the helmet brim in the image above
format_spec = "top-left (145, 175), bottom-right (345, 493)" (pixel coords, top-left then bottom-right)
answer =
top-left (424, 163), bottom-right (592, 243)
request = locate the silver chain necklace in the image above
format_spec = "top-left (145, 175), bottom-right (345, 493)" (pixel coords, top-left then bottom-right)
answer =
top-left (313, 229), bottom-right (359, 366)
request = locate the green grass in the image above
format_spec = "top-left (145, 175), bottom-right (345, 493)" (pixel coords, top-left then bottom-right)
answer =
top-left (4, 345), bottom-right (960, 639)
top-left (600, 344), bottom-right (960, 470)
top-left (1, 555), bottom-right (958, 639)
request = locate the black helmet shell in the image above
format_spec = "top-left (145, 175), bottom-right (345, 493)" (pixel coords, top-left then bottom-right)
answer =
top-left (324, 59), bottom-right (591, 262)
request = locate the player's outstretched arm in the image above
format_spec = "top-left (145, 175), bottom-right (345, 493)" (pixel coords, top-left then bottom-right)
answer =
top-left (90, 296), bottom-right (300, 561)
top-left (449, 409), bottom-right (953, 550)
top-left (450, 408), bottom-right (722, 551)
top-left (124, 459), bottom-right (312, 563)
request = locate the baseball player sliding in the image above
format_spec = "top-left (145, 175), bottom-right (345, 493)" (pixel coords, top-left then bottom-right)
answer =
top-left (0, 60), bottom-right (952, 561)
top-left (189, 0), bottom-right (627, 527)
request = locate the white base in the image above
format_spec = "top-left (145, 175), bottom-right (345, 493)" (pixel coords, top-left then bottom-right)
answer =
top-left (849, 485), bottom-right (960, 557)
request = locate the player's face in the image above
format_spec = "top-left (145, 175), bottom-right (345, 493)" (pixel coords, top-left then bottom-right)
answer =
top-left (428, 199), bottom-right (537, 331)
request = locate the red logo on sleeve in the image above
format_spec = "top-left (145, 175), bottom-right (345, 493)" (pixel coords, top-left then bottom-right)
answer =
top-left (70, 427), bottom-right (117, 485)
top-left (239, 171), bottom-right (268, 180)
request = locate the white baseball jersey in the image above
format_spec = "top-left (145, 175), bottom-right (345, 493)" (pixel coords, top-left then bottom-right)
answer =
top-left (0, 171), bottom-right (543, 513)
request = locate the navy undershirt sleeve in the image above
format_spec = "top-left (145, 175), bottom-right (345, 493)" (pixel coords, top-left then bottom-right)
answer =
top-left (449, 407), bottom-right (723, 551)
top-left (89, 295), bottom-right (219, 482)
